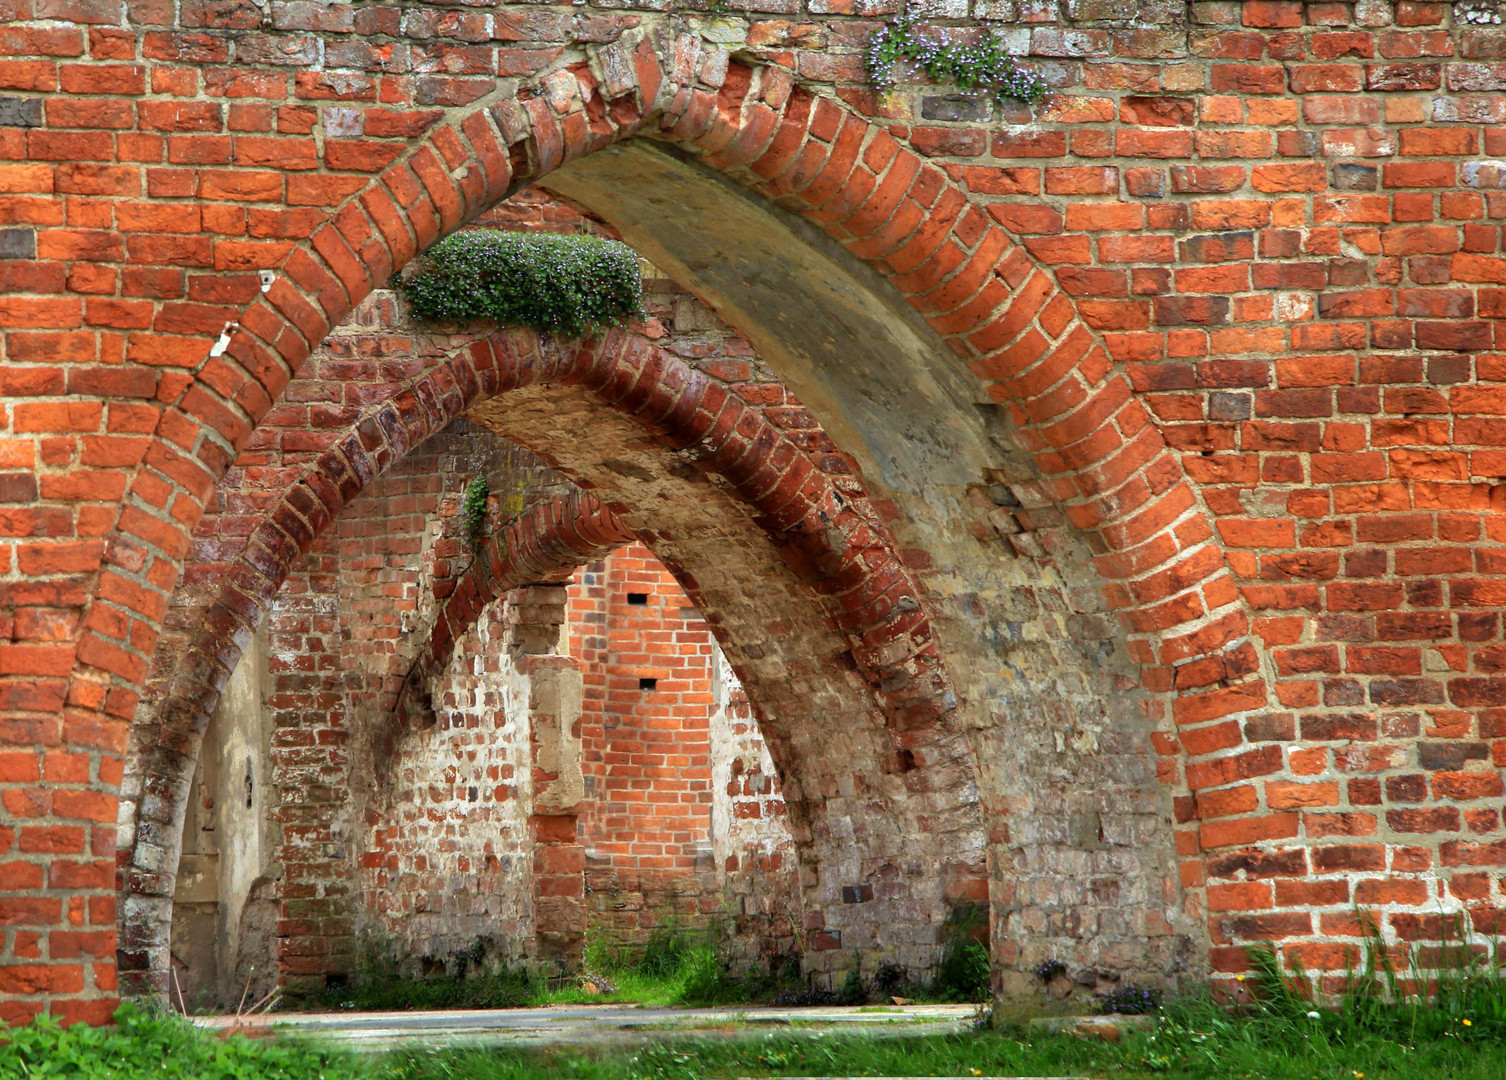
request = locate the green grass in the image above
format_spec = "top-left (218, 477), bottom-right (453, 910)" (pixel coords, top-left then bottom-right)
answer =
top-left (20, 918), bottom-right (1503, 1079)
top-left (6, 1000), bottom-right (1506, 1080)
top-left (379, 1020), bottom-right (1506, 1080)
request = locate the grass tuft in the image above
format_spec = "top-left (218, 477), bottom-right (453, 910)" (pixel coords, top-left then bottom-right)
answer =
top-left (0, 1002), bottom-right (359, 1080)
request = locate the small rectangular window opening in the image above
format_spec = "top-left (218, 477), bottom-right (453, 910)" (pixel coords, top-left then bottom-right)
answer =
top-left (638, 677), bottom-right (658, 691)
top-left (626, 592), bottom-right (649, 606)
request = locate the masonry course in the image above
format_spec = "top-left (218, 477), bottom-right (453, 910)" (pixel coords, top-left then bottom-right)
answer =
top-left (0, 0), bottom-right (1502, 1024)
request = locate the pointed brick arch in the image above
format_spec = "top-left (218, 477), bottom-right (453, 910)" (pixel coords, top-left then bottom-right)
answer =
top-left (82, 32), bottom-right (1240, 726)
top-left (118, 323), bottom-right (980, 997)
top-left (22, 27), bottom-right (1252, 1020)
top-left (115, 342), bottom-right (498, 995)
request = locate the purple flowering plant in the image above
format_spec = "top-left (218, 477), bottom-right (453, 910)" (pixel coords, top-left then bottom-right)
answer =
top-left (1034, 959), bottom-right (1067, 982)
top-left (866, 3), bottom-right (1049, 106)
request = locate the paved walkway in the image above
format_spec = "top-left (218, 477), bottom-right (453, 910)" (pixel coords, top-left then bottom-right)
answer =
top-left (193, 1002), bottom-right (983, 1051)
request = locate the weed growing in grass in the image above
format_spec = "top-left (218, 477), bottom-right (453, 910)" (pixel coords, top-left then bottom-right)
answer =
top-left (314, 965), bottom-right (542, 1012)
top-left (1119, 908), bottom-right (1506, 1078)
top-left (837, 963), bottom-right (868, 1007)
top-left (1099, 985), bottom-right (1160, 1015)
top-left (1238, 908), bottom-right (1506, 1044)
top-left (599, 906), bottom-right (996, 1008)
top-left (929, 904), bottom-right (991, 1003)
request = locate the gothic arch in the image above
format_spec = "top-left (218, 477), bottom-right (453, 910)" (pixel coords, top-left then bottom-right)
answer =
top-left (43, 25), bottom-right (1253, 1016)
top-left (118, 324), bottom-right (982, 995)
top-left (83, 31), bottom-right (1245, 735)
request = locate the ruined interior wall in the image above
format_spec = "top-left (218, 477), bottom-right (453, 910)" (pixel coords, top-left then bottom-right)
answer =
top-left (572, 544), bottom-right (719, 933)
top-left (281, 423), bottom-right (559, 991)
top-left (360, 599), bottom-right (535, 976)
top-left (168, 626), bottom-right (276, 1010)
top-left (566, 543), bottom-right (800, 959)
top-left (708, 647), bottom-right (802, 968)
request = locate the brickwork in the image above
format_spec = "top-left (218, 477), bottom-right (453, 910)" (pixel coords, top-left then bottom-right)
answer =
top-left (359, 587), bottom-right (536, 979)
top-left (707, 645), bottom-right (802, 967)
top-left (573, 544), bottom-right (721, 933)
top-left (567, 543), bottom-right (798, 947)
top-left (2, 0), bottom-right (1505, 1022)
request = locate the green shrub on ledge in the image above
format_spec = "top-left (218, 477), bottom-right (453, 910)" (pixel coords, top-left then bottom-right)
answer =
top-left (401, 230), bottom-right (645, 337)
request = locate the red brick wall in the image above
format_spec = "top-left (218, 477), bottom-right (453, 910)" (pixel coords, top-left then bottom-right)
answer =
top-left (568, 542), bottom-right (797, 940)
top-left (6, 0), bottom-right (1506, 1020)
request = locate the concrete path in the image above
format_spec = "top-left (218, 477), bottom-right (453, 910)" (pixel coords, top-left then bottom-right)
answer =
top-left (193, 1002), bottom-right (984, 1052)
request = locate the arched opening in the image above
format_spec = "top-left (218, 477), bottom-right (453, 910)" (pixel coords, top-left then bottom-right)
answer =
top-left (32, 31), bottom-right (1237, 1020)
top-left (119, 245), bottom-right (995, 1003)
top-left (163, 451), bottom-right (806, 1006)
top-left (536, 140), bottom-right (1204, 993)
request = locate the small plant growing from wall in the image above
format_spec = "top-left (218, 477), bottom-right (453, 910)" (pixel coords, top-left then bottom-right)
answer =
top-left (1034, 958), bottom-right (1067, 982)
top-left (867, 3), bottom-right (1048, 107)
top-left (1097, 984), bottom-right (1160, 1015)
top-left (401, 230), bottom-right (646, 337)
top-left (460, 475), bottom-right (490, 554)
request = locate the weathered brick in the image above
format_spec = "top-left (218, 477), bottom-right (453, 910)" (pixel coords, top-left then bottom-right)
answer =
top-left (4, 19), bottom-right (1506, 1025)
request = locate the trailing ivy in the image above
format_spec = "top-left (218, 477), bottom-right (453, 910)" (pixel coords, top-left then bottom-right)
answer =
top-left (867, 4), bottom-right (1048, 107)
top-left (401, 231), bottom-right (646, 337)
top-left (460, 475), bottom-right (489, 553)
